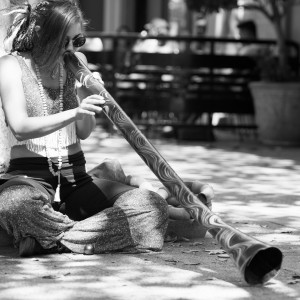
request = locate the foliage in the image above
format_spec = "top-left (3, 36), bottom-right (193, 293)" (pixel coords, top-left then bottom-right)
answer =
top-left (256, 52), bottom-right (297, 82)
top-left (185, 0), bottom-right (296, 82)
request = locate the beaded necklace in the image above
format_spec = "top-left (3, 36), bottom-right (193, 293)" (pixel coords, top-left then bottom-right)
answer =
top-left (34, 62), bottom-right (64, 203)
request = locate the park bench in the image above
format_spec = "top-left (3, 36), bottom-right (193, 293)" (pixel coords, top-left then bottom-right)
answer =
top-left (82, 34), bottom-right (299, 140)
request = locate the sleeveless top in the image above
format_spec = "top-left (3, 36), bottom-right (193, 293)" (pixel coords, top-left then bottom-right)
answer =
top-left (7, 52), bottom-right (80, 157)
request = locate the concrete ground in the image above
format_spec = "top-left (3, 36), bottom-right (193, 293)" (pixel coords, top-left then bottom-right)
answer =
top-left (0, 127), bottom-right (300, 300)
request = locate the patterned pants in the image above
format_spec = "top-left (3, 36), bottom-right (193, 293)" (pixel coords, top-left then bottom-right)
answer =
top-left (0, 160), bottom-right (169, 254)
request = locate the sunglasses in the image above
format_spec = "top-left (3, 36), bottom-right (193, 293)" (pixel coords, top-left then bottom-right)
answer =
top-left (65, 35), bottom-right (86, 49)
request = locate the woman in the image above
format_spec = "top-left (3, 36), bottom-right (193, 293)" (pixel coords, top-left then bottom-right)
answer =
top-left (0, 0), bottom-right (212, 257)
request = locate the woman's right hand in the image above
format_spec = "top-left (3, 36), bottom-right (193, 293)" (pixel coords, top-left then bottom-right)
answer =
top-left (75, 94), bottom-right (106, 119)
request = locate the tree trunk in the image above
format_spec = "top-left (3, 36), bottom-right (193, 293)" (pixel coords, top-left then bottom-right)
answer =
top-left (269, 0), bottom-right (289, 80)
top-left (273, 16), bottom-right (288, 76)
top-left (0, 0), bottom-right (11, 172)
top-left (0, 0), bottom-right (10, 57)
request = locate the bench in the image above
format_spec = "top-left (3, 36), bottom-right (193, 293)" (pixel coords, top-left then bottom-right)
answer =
top-left (82, 34), bottom-right (299, 140)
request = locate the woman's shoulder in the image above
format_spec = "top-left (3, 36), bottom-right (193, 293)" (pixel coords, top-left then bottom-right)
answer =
top-left (0, 54), bottom-right (24, 85)
top-left (0, 53), bottom-right (16, 64)
top-left (0, 53), bottom-right (21, 73)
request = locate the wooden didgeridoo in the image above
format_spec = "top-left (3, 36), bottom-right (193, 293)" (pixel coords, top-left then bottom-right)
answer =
top-left (64, 51), bottom-right (282, 285)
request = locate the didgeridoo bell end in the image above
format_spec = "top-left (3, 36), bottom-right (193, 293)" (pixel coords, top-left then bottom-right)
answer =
top-left (244, 246), bottom-right (283, 285)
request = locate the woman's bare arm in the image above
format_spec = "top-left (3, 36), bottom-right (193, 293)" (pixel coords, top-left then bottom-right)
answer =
top-left (0, 55), bottom-right (103, 141)
top-left (74, 52), bottom-right (100, 140)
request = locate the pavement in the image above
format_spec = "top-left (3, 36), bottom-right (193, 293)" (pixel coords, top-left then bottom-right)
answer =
top-left (0, 127), bottom-right (300, 300)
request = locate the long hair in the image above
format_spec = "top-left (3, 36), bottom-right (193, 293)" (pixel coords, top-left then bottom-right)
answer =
top-left (5, 0), bottom-right (86, 69)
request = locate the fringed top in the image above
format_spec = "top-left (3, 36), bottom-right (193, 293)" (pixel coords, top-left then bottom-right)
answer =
top-left (8, 52), bottom-right (79, 157)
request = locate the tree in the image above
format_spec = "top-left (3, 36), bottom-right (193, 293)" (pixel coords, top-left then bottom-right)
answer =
top-left (185, 0), bottom-right (295, 81)
top-left (0, 0), bottom-right (10, 56)
top-left (0, 0), bottom-right (11, 172)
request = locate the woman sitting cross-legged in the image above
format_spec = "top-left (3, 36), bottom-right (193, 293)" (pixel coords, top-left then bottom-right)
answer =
top-left (0, 0), bottom-right (213, 257)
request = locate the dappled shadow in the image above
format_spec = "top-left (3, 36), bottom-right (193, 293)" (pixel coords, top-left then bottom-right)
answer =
top-left (1, 130), bottom-right (299, 299)
top-left (0, 249), bottom-right (299, 300)
top-left (214, 193), bottom-right (300, 229)
top-left (82, 129), bottom-right (300, 281)
top-left (83, 129), bottom-right (300, 199)
top-left (82, 128), bottom-right (300, 242)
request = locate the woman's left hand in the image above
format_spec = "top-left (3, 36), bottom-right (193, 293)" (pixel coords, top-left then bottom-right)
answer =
top-left (157, 181), bottom-right (214, 220)
top-left (92, 72), bottom-right (104, 84)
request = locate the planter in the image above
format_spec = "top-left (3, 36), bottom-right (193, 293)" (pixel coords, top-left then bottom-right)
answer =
top-left (249, 82), bottom-right (300, 145)
top-left (0, 227), bottom-right (13, 247)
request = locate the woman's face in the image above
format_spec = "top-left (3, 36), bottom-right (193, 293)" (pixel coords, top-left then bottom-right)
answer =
top-left (62, 22), bottom-right (85, 56)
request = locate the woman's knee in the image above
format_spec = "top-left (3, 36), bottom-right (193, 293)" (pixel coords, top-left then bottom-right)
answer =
top-left (114, 189), bottom-right (169, 249)
top-left (0, 185), bottom-right (50, 217)
top-left (115, 188), bottom-right (168, 216)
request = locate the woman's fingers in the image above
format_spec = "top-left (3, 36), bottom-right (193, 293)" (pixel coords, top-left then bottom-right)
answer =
top-left (156, 187), bottom-right (170, 200)
top-left (80, 103), bottom-right (102, 112)
top-left (190, 181), bottom-right (214, 210)
top-left (92, 72), bottom-right (104, 84)
top-left (168, 206), bottom-right (191, 220)
top-left (77, 95), bottom-right (106, 117)
top-left (161, 181), bottom-right (214, 210)
top-left (191, 182), bottom-right (214, 202)
top-left (166, 196), bottom-right (180, 206)
top-left (83, 95), bottom-right (106, 106)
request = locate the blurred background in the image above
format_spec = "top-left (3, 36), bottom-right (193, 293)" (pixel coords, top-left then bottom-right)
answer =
top-left (2, 0), bottom-right (300, 145)
top-left (78, 0), bottom-right (300, 44)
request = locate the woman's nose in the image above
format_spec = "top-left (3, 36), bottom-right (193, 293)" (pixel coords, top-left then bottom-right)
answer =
top-left (65, 40), bottom-right (74, 51)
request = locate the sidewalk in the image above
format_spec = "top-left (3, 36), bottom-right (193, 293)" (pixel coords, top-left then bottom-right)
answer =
top-left (0, 127), bottom-right (299, 300)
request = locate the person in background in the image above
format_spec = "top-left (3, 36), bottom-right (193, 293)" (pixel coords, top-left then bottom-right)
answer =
top-left (212, 20), bottom-right (266, 130)
top-left (0, 0), bottom-right (212, 257)
top-left (132, 18), bottom-right (179, 54)
top-left (132, 18), bottom-right (181, 134)
top-left (115, 24), bottom-right (134, 72)
top-left (235, 20), bottom-right (268, 57)
top-left (116, 24), bottom-right (132, 51)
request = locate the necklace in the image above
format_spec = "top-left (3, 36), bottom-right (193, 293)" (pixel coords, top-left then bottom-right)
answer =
top-left (35, 62), bottom-right (64, 203)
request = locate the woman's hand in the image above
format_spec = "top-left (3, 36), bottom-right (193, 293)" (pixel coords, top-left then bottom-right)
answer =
top-left (75, 94), bottom-right (105, 119)
top-left (157, 181), bottom-right (214, 220)
top-left (125, 175), bottom-right (214, 221)
top-left (75, 94), bottom-right (106, 140)
top-left (92, 72), bottom-right (104, 84)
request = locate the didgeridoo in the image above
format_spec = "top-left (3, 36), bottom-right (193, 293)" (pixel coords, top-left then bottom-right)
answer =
top-left (64, 51), bottom-right (282, 285)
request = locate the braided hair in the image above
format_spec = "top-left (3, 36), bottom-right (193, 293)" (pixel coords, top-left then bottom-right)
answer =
top-left (5, 0), bottom-right (85, 69)
top-left (11, 3), bottom-right (35, 52)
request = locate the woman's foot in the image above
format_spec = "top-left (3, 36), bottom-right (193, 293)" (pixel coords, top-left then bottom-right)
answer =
top-left (19, 237), bottom-right (71, 257)
top-left (19, 236), bottom-right (44, 257)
